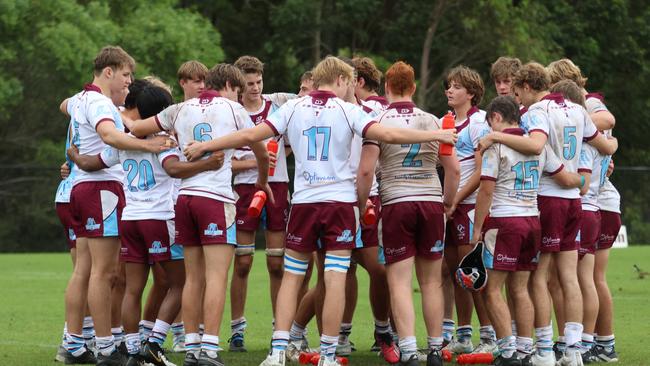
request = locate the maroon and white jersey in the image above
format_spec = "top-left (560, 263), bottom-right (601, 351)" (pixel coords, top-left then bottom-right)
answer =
top-left (368, 101), bottom-right (443, 206)
top-left (454, 107), bottom-right (490, 204)
top-left (234, 95), bottom-right (291, 184)
top-left (264, 90), bottom-right (375, 204)
top-left (520, 93), bottom-right (598, 199)
top-left (481, 128), bottom-right (564, 217)
top-left (361, 95), bottom-right (389, 114)
top-left (155, 90), bottom-right (254, 203)
top-left (578, 140), bottom-right (611, 212)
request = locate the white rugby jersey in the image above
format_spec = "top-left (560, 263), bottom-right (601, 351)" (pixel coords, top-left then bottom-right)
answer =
top-left (350, 103), bottom-right (381, 197)
top-left (360, 95), bottom-right (389, 115)
top-left (521, 93), bottom-right (598, 199)
top-left (100, 140), bottom-right (180, 221)
top-left (55, 95), bottom-right (82, 204)
top-left (481, 129), bottom-right (564, 217)
top-left (597, 178), bottom-right (621, 213)
top-left (585, 93), bottom-right (609, 114)
top-left (578, 140), bottom-right (611, 212)
top-left (368, 101), bottom-right (443, 206)
top-left (155, 90), bottom-right (254, 203)
top-left (234, 95), bottom-right (291, 184)
top-left (70, 84), bottom-right (125, 185)
top-left (265, 90), bottom-right (375, 204)
top-left (454, 107), bottom-right (490, 204)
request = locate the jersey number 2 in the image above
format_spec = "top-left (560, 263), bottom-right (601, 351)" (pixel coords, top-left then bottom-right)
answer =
top-left (401, 144), bottom-right (422, 167)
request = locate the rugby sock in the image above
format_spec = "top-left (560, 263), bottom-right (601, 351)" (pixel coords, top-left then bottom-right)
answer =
top-left (65, 333), bottom-right (86, 357)
top-left (497, 335), bottom-right (517, 358)
top-left (480, 325), bottom-right (497, 343)
top-left (556, 336), bottom-right (567, 353)
top-left (185, 333), bottom-right (201, 357)
top-left (61, 323), bottom-right (68, 347)
top-left (96, 335), bottom-right (116, 356)
top-left (125, 333), bottom-right (141, 355)
top-left (516, 336), bottom-right (534, 357)
top-left (271, 330), bottom-right (290, 356)
top-left (82, 316), bottom-right (95, 348)
top-left (427, 336), bottom-right (443, 351)
top-left (320, 334), bottom-right (338, 361)
top-left (564, 322), bottom-right (584, 348)
top-left (111, 327), bottom-right (124, 347)
top-left (149, 319), bottom-right (171, 346)
top-left (171, 322), bottom-right (185, 342)
top-left (442, 319), bottom-right (455, 343)
top-left (231, 317), bottom-right (247, 336)
top-left (338, 323), bottom-right (352, 345)
top-left (535, 325), bottom-right (554, 355)
top-left (139, 320), bottom-right (154, 343)
top-left (457, 325), bottom-right (473, 343)
top-left (595, 334), bottom-right (615, 352)
top-left (511, 320), bottom-right (518, 338)
top-left (201, 334), bottom-right (220, 357)
top-left (289, 321), bottom-right (307, 343)
top-left (374, 319), bottom-right (391, 334)
top-left (398, 336), bottom-right (417, 362)
top-left (580, 333), bottom-right (595, 354)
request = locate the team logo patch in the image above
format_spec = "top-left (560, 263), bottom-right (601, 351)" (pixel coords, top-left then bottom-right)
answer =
top-left (85, 218), bottom-right (100, 231)
top-left (149, 241), bottom-right (168, 254)
top-left (430, 240), bottom-right (444, 253)
top-left (336, 230), bottom-right (354, 243)
top-left (204, 223), bottom-right (223, 237)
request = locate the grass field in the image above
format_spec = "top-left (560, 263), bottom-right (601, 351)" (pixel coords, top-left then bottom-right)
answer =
top-left (1, 246), bottom-right (649, 365)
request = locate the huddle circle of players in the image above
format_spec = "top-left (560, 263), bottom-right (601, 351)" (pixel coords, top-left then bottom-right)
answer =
top-left (54, 46), bottom-right (621, 366)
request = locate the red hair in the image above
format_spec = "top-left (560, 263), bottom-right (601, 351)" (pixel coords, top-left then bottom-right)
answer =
top-left (385, 61), bottom-right (415, 96)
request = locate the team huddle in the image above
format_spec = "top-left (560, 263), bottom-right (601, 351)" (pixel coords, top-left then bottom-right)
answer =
top-left (53, 46), bottom-right (622, 366)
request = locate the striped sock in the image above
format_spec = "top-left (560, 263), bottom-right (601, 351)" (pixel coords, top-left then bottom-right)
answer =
top-left (199, 324), bottom-right (205, 336)
top-left (497, 336), bottom-right (516, 358)
top-left (427, 336), bottom-right (443, 351)
top-left (535, 325), bottom-right (554, 355)
top-left (595, 334), bottom-right (615, 352)
top-left (185, 333), bottom-right (201, 357)
top-left (201, 334), bottom-right (220, 356)
top-left (375, 319), bottom-right (391, 334)
top-left (511, 320), bottom-right (518, 338)
top-left (480, 325), bottom-right (496, 343)
top-left (324, 254), bottom-right (351, 273)
top-left (290, 321), bottom-right (307, 343)
top-left (231, 317), bottom-right (247, 336)
top-left (516, 336), bottom-right (534, 357)
top-left (96, 335), bottom-right (116, 356)
top-left (171, 322), bottom-right (185, 342)
top-left (457, 325), bottom-right (473, 343)
top-left (580, 333), bottom-right (595, 354)
top-left (82, 317), bottom-right (95, 348)
top-left (139, 320), bottom-right (154, 343)
top-left (125, 333), bottom-right (141, 355)
top-left (442, 319), bottom-right (455, 343)
top-left (564, 322), bottom-right (584, 348)
top-left (271, 330), bottom-right (290, 356)
top-left (61, 323), bottom-right (68, 347)
top-left (111, 327), bottom-right (124, 346)
top-left (320, 334), bottom-right (338, 361)
top-left (398, 336), bottom-right (417, 362)
top-left (149, 320), bottom-right (171, 346)
top-left (339, 323), bottom-right (352, 344)
top-left (65, 333), bottom-right (86, 357)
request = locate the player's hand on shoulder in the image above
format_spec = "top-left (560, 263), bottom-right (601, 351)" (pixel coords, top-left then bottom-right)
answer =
top-left (184, 140), bottom-right (205, 161)
top-left (206, 151), bottom-right (225, 170)
top-left (478, 132), bottom-right (496, 153)
top-left (146, 134), bottom-right (176, 153)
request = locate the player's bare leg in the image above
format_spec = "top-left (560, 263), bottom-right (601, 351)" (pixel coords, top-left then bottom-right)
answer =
top-left (337, 263), bottom-right (357, 356)
top-left (182, 246), bottom-right (205, 359)
top-left (110, 262), bottom-right (125, 351)
top-left (230, 230), bottom-right (255, 351)
top-left (555, 249), bottom-right (584, 364)
top-left (64, 238), bottom-right (94, 360)
top-left (445, 244), bottom-right (475, 353)
top-left (594, 249), bottom-right (617, 361)
top-left (530, 252), bottom-right (555, 361)
top-left (578, 253), bottom-right (598, 360)
top-left (266, 230), bottom-right (286, 314)
top-left (548, 258), bottom-right (567, 356)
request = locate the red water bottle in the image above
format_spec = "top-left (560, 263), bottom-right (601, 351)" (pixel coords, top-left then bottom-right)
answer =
top-left (267, 139), bottom-right (279, 176)
top-left (363, 199), bottom-right (376, 225)
top-left (248, 191), bottom-right (267, 217)
top-left (442, 348), bottom-right (452, 362)
top-left (439, 111), bottom-right (455, 156)
top-left (456, 352), bottom-right (495, 364)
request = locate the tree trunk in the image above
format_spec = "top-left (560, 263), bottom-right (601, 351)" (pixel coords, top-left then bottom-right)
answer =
top-left (313, 0), bottom-right (323, 65)
top-left (417, 0), bottom-right (452, 107)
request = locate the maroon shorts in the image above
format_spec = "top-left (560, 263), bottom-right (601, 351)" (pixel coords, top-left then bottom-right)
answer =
top-left (56, 203), bottom-right (76, 249)
top-left (597, 210), bottom-right (622, 250)
top-left (285, 202), bottom-right (357, 252)
top-left (483, 216), bottom-right (541, 271)
top-left (356, 195), bottom-right (381, 249)
top-left (445, 203), bottom-right (475, 246)
top-left (234, 182), bottom-right (290, 232)
top-left (579, 210), bottom-right (601, 258)
top-left (120, 220), bottom-right (181, 263)
top-left (538, 196), bottom-right (582, 253)
top-left (70, 181), bottom-right (125, 238)
top-left (380, 201), bottom-right (445, 264)
top-left (175, 195), bottom-right (236, 247)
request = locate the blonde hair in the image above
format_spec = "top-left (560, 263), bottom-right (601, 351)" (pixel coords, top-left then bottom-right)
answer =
top-left (547, 59), bottom-right (587, 88)
top-left (234, 55), bottom-right (264, 75)
top-left (93, 46), bottom-right (135, 75)
top-left (143, 75), bottom-right (173, 95)
top-left (177, 60), bottom-right (208, 81)
top-left (312, 56), bottom-right (354, 88)
top-left (513, 62), bottom-right (551, 92)
top-left (550, 80), bottom-right (585, 107)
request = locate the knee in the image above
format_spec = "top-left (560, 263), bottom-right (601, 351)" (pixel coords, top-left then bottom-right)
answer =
top-left (234, 263), bottom-right (252, 279)
top-left (267, 259), bottom-right (284, 278)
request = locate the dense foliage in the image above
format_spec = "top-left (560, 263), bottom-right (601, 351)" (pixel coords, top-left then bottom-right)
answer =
top-left (1, 0), bottom-right (648, 250)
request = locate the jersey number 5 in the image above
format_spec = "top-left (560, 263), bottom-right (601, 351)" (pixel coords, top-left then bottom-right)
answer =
top-left (563, 126), bottom-right (577, 160)
top-left (303, 126), bottom-right (331, 161)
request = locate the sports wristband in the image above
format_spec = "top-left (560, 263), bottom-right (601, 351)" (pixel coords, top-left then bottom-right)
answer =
top-left (580, 175), bottom-right (586, 188)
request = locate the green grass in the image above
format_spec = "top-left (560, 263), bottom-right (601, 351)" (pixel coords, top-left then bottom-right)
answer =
top-left (1, 247), bottom-right (650, 365)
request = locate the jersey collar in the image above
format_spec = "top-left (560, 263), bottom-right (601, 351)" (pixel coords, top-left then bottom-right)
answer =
top-left (198, 90), bottom-right (221, 103)
top-left (84, 83), bottom-right (102, 93)
top-left (309, 90), bottom-right (337, 105)
top-left (366, 95), bottom-right (389, 106)
top-left (541, 92), bottom-right (565, 105)
top-left (387, 101), bottom-right (416, 113)
top-left (502, 127), bottom-right (525, 136)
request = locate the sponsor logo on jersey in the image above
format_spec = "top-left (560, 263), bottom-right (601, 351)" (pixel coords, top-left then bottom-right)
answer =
top-left (599, 234), bottom-right (616, 243)
top-left (204, 223), bottom-right (223, 237)
top-left (542, 236), bottom-right (561, 246)
top-left (430, 240), bottom-right (444, 253)
top-left (149, 241), bottom-right (168, 254)
top-left (336, 229), bottom-right (354, 243)
top-left (85, 218), bottom-right (100, 231)
top-left (384, 246), bottom-right (407, 256)
top-left (496, 253), bottom-right (518, 264)
top-left (287, 233), bottom-right (302, 243)
top-left (302, 171), bottom-right (336, 185)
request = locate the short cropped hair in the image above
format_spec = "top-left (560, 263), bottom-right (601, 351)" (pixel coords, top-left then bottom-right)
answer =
top-left (547, 58), bottom-right (587, 88)
top-left (550, 79), bottom-right (585, 107)
top-left (486, 96), bottom-right (520, 126)
top-left (446, 65), bottom-right (485, 106)
top-left (513, 62), bottom-right (550, 92)
top-left (385, 61), bottom-right (416, 96)
top-left (205, 63), bottom-right (246, 91)
top-left (300, 71), bottom-right (313, 82)
top-left (352, 57), bottom-right (382, 92)
top-left (177, 60), bottom-right (208, 81)
top-left (490, 56), bottom-right (522, 81)
top-left (234, 55), bottom-right (264, 75)
top-left (124, 79), bottom-right (173, 119)
top-left (143, 75), bottom-right (173, 95)
top-left (312, 56), bottom-right (354, 88)
top-left (93, 46), bottom-right (135, 76)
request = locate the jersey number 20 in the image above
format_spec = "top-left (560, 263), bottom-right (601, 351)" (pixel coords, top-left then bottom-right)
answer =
top-left (123, 159), bottom-right (156, 192)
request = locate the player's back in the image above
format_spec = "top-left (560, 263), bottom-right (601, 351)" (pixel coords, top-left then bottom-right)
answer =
top-left (523, 93), bottom-right (596, 198)
top-left (156, 91), bottom-right (253, 203)
top-left (375, 102), bottom-right (442, 205)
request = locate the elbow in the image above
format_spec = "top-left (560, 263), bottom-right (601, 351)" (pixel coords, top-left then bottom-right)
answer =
top-left (532, 143), bottom-right (544, 155)
top-left (130, 126), bottom-right (147, 138)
